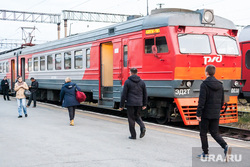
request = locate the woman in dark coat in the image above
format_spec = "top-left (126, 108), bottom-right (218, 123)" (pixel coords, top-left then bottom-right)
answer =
top-left (60, 77), bottom-right (81, 126)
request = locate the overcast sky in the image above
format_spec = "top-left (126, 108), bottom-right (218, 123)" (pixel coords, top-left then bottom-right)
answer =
top-left (0, 0), bottom-right (250, 51)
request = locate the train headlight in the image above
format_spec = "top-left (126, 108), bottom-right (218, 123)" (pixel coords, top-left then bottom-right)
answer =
top-left (186, 81), bottom-right (192, 88)
top-left (204, 10), bottom-right (214, 23)
top-left (234, 81), bottom-right (239, 87)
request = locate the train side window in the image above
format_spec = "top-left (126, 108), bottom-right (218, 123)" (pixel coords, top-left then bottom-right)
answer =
top-left (34, 57), bottom-right (39, 71)
top-left (40, 56), bottom-right (45, 71)
top-left (47, 55), bottom-right (53, 70)
top-left (55, 53), bottom-right (62, 70)
top-left (123, 45), bottom-right (128, 67)
top-left (28, 58), bottom-right (32, 71)
top-left (0, 63), bottom-right (2, 73)
top-left (6, 62), bottom-right (9, 73)
top-left (145, 38), bottom-right (154, 53)
top-left (74, 50), bottom-right (83, 69)
top-left (245, 50), bottom-right (250, 69)
top-left (86, 48), bottom-right (90, 68)
top-left (3, 62), bottom-right (6, 73)
top-left (64, 52), bottom-right (71, 70)
top-left (156, 37), bottom-right (168, 53)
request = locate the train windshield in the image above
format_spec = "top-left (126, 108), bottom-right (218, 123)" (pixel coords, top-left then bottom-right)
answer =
top-left (178, 34), bottom-right (211, 54)
top-left (214, 36), bottom-right (239, 55)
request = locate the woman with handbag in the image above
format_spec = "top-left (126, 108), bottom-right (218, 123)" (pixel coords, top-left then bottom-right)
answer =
top-left (14, 77), bottom-right (29, 118)
top-left (60, 77), bottom-right (81, 126)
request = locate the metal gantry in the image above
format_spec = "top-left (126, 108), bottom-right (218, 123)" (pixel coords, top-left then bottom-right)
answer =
top-left (0, 9), bottom-right (61, 24)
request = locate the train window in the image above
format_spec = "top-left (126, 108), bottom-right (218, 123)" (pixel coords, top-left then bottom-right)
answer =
top-left (86, 49), bottom-right (90, 68)
top-left (74, 50), bottom-right (83, 69)
top-left (55, 53), bottom-right (62, 70)
top-left (156, 37), bottom-right (168, 53)
top-left (34, 57), bottom-right (39, 71)
top-left (145, 38), bottom-right (154, 53)
top-left (64, 52), bottom-right (71, 70)
top-left (245, 50), bottom-right (250, 69)
top-left (40, 56), bottom-right (45, 71)
top-left (28, 58), bottom-right (32, 71)
top-left (47, 55), bottom-right (53, 70)
top-left (0, 63), bottom-right (2, 73)
top-left (123, 45), bottom-right (128, 67)
top-left (6, 62), bottom-right (9, 73)
top-left (214, 36), bottom-right (239, 55)
top-left (178, 34), bottom-right (211, 54)
top-left (3, 62), bottom-right (5, 73)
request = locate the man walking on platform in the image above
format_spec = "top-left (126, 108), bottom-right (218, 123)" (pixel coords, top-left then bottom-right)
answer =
top-left (119, 68), bottom-right (147, 140)
top-left (27, 77), bottom-right (39, 108)
top-left (1, 76), bottom-right (10, 101)
top-left (196, 65), bottom-right (231, 161)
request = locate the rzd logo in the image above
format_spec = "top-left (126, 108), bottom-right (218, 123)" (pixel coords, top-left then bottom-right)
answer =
top-left (203, 55), bottom-right (222, 65)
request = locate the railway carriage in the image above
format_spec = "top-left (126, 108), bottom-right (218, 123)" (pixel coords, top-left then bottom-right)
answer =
top-left (0, 8), bottom-right (244, 125)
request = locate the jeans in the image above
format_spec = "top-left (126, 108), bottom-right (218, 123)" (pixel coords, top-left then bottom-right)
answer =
top-left (127, 106), bottom-right (145, 138)
top-left (199, 118), bottom-right (227, 154)
top-left (68, 106), bottom-right (76, 120)
top-left (27, 92), bottom-right (37, 107)
top-left (17, 98), bottom-right (27, 116)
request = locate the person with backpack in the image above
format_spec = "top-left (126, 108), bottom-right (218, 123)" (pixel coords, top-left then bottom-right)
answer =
top-left (60, 77), bottom-right (81, 126)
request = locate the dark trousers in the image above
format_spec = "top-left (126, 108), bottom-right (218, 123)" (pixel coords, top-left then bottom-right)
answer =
top-left (68, 106), bottom-right (76, 120)
top-left (127, 106), bottom-right (145, 138)
top-left (2, 88), bottom-right (10, 100)
top-left (27, 92), bottom-right (37, 107)
top-left (200, 118), bottom-right (227, 154)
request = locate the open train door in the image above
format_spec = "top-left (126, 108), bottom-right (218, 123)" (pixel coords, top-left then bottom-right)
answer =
top-left (121, 39), bottom-right (130, 85)
top-left (11, 59), bottom-right (15, 90)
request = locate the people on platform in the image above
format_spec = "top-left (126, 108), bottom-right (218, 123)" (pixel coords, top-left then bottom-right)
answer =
top-left (14, 76), bottom-right (29, 118)
top-left (119, 68), bottom-right (147, 140)
top-left (60, 77), bottom-right (81, 126)
top-left (196, 65), bottom-right (231, 161)
top-left (27, 77), bottom-right (39, 108)
top-left (1, 76), bottom-right (10, 101)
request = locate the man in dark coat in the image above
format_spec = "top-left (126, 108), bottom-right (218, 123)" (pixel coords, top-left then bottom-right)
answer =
top-left (1, 76), bottom-right (10, 101)
top-left (196, 65), bottom-right (231, 161)
top-left (27, 77), bottom-right (39, 108)
top-left (60, 77), bottom-right (81, 126)
top-left (119, 68), bottom-right (147, 139)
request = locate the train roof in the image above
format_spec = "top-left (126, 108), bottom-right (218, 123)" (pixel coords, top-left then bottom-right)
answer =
top-left (239, 25), bottom-right (250, 43)
top-left (3, 8), bottom-right (237, 56)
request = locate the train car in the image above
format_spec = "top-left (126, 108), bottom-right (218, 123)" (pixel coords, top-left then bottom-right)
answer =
top-left (0, 8), bottom-right (244, 125)
top-left (239, 25), bottom-right (250, 102)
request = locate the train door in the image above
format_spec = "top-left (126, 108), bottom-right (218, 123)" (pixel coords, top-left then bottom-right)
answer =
top-left (11, 59), bottom-right (15, 90)
top-left (100, 42), bottom-right (113, 100)
top-left (122, 39), bottom-right (129, 85)
top-left (21, 58), bottom-right (25, 81)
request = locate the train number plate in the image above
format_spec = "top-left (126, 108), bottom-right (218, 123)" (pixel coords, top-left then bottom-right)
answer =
top-left (175, 89), bottom-right (190, 96)
top-left (231, 88), bottom-right (239, 94)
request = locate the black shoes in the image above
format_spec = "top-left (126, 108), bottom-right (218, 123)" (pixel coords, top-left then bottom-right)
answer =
top-left (128, 136), bottom-right (136, 140)
top-left (25, 114), bottom-right (28, 117)
top-left (18, 115), bottom-right (22, 118)
top-left (140, 128), bottom-right (146, 138)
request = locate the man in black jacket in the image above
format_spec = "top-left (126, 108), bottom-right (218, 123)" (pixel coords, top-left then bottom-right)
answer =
top-left (27, 77), bottom-right (39, 108)
top-left (196, 65), bottom-right (231, 160)
top-left (1, 76), bottom-right (10, 101)
top-left (119, 68), bottom-right (147, 139)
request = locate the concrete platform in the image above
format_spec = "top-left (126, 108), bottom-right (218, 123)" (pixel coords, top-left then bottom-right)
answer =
top-left (0, 95), bottom-right (250, 167)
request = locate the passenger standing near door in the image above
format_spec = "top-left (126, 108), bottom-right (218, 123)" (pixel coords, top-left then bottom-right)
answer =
top-left (1, 76), bottom-right (10, 101)
top-left (60, 77), bottom-right (81, 126)
top-left (119, 68), bottom-right (147, 140)
top-left (14, 76), bottom-right (29, 118)
top-left (27, 77), bottom-right (39, 108)
top-left (196, 65), bottom-right (231, 161)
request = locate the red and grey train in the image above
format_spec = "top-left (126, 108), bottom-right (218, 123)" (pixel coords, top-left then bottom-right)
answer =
top-left (0, 8), bottom-right (244, 125)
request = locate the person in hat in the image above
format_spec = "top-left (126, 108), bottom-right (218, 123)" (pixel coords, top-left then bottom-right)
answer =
top-left (27, 77), bottom-right (39, 108)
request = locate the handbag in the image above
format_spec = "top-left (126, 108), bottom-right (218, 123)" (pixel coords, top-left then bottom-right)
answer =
top-left (24, 89), bottom-right (31, 97)
top-left (75, 86), bottom-right (86, 103)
